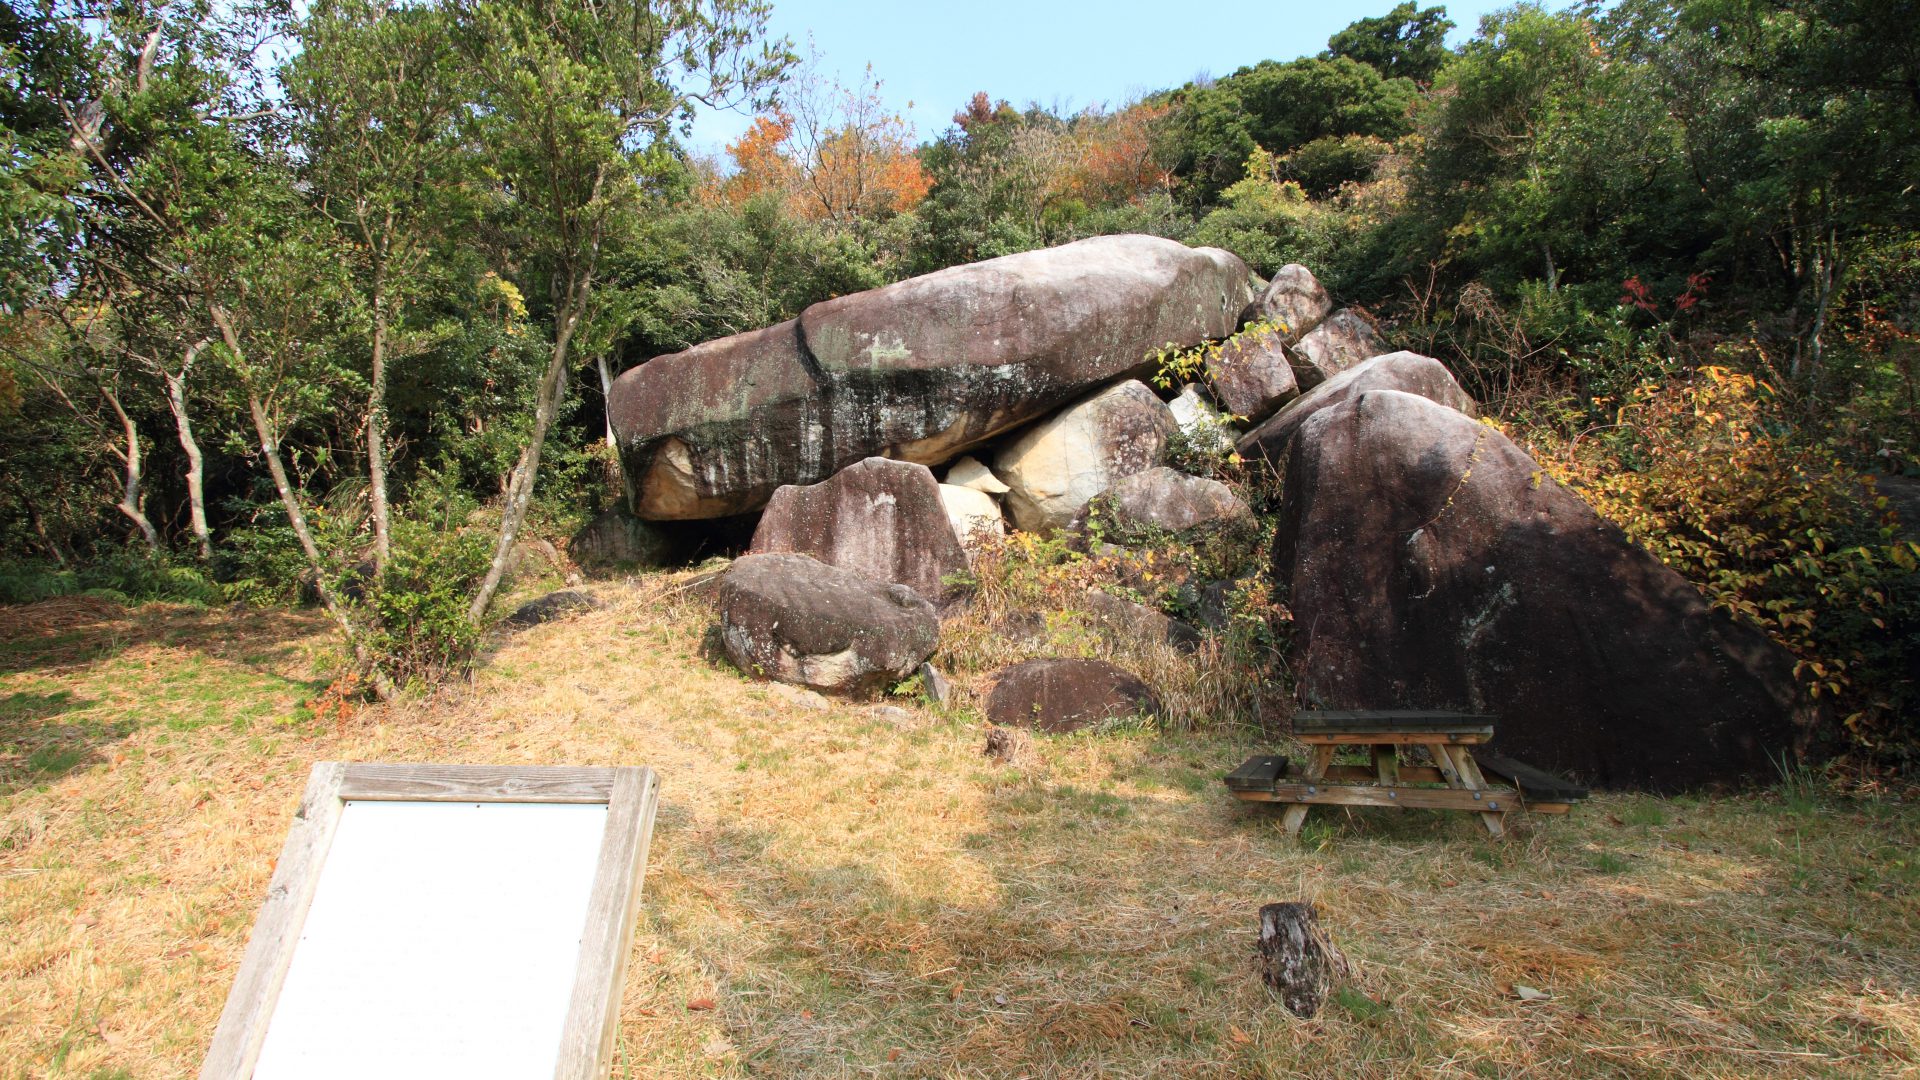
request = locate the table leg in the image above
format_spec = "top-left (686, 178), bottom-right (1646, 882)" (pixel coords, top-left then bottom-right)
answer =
top-left (1436, 743), bottom-right (1506, 839)
top-left (1280, 744), bottom-right (1335, 839)
top-left (1371, 743), bottom-right (1399, 786)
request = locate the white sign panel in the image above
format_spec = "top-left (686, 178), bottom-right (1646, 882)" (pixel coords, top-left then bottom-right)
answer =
top-left (251, 800), bottom-right (607, 1079)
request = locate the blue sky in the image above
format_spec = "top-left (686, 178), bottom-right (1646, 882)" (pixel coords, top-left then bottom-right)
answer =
top-left (686, 0), bottom-right (1525, 156)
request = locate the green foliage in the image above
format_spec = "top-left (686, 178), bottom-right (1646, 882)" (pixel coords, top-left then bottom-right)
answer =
top-left (1536, 367), bottom-right (1920, 766)
top-left (1325, 1), bottom-right (1456, 84)
top-left (359, 515), bottom-right (493, 686)
top-left (0, 551), bottom-right (221, 607)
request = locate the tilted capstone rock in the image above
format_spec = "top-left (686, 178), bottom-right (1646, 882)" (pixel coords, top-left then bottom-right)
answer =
top-left (1288, 308), bottom-right (1385, 388)
top-left (717, 553), bottom-right (939, 698)
top-left (748, 457), bottom-right (970, 604)
top-left (1274, 389), bottom-right (1808, 791)
top-left (1238, 351), bottom-right (1477, 463)
top-left (993, 379), bottom-right (1177, 533)
top-left (611, 234), bottom-right (1252, 520)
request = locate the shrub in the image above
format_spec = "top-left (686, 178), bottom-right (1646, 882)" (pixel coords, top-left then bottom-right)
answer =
top-left (1528, 366), bottom-right (1920, 769)
top-left (357, 517), bottom-right (494, 686)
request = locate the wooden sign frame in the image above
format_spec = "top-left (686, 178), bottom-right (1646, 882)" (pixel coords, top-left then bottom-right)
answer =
top-left (200, 762), bottom-right (660, 1080)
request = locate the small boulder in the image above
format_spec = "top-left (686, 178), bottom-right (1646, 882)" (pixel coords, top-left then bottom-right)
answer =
top-left (939, 484), bottom-right (1006, 549)
top-left (1072, 466), bottom-right (1255, 542)
top-left (750, 457), bottom-right (971, 604)
top-left (503, 589), bottom-right (604, 628)
top-left (1205, 324), bottom-right (1300, 425)
top-left (1255, 264), bottom-right (1333, 342)
top-left (945, 455), bottom-right (1010, 494)
top-left (917, 661), bottom-right (954, 707)
top-left (995, 380), bottom-right (1177, 532)
top-left (1289, 308), bottom-right (1385, 388)
top-left (1083, 588), bottom-right (1201, 652)
top-left (985, 658), bottom-right (1163, 732)
top-left (717, 553), bottom-right (939, 698)
top-left (1239, 351), bottom-right (1478, 463)
top-left (571, 507), bottom-right (682, 569)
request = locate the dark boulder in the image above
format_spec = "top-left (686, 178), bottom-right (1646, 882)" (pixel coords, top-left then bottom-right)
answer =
top-left (611, 235), bottom-right (1252, 520)
top-left (749, 457), bottom-right (970, 604)
top-left (985, 658), bottom-right (1163, 732)
top-left (1082, 588), bottom-right (1201, 652)
top-left (504, 589), bottom-right (604, 628)
top-left (1288, 308), bottom-right (1385, 388)
top-left (1204, 324), bottom-right (1300, 425)
top-left (716, 553), bottom-right (939, 697)
top-left (1239, 351), bottom-right (1477, 463)
top-left (1274, 389), bottom-right (1808, 790)
top-left (570, 506), bottom-right (685, 569)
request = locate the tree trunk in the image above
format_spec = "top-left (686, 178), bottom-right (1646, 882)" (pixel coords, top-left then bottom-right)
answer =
top-left (1257, 902), bottom-right (1348, 1019)
top-left (596, 352), bottom-right (618, 451)
top-left (100, 384), bottom-right (161, 552)
top-left (211, 304), bottom-right (392, 699)
top-left (467, 287), bottom-right (583, 624)
top-left (367, 259), bottom-right (393, 576)
top-left (162, 341), bottom-right (213, 562)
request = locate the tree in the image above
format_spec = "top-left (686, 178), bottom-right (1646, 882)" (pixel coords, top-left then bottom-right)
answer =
top-left (451, 0), bottom-right (788, 622)
top-left (284, 0), bottom-right (467, 576)
top-left (1326, 2), bottom-right (1457, 84)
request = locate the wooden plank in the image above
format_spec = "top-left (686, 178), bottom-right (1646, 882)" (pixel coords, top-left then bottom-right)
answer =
top-left (1225, 755), bottom-right (1289, 793)
top-left (1371, 744), bottom-right (1400, 786)
top-left (1297, 729), bottom-right (1492, 745)
top-left (1322, 764), bottom-right (1446, 785)
top-left (1294, 710), bottom-right (1496, 733)
top-left (1234, 782), bottom-right (1520, 813)
top-left (200, 762), bottom-right (348, 1080)
top-left (1469, 751), bottom-right (1589, 803)
top-left (339, 764), bottom-right (619, 803)
top-left (554, 767), bottom-right (660, 1080)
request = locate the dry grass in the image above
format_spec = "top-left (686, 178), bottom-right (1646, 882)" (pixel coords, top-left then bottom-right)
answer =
top-left (3, 582), bottom-right (1918, 1079)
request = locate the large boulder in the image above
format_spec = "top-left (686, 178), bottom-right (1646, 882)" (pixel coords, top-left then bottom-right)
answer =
top-left (1205, 324), bottom-right (1300, 425)
top-left (749, 457), bottom-right (969, 604)
top-left (1253, 264), bottom-right (1333, 342)
top-left (1071, 466), bottom-right (1254, 542)
top-left (994, 380), bottom-right (1177, 532)
top-left (1239, 351), bottom-right (1477, 463)
top-left (1289, 308), bottom-right (1385, 388)
top-left (986, 658), bottom-right (1163, 732)
top-left (1274, 389), bottom-right (1808, 791)
top-left (612, 235), bottom-right (1252, 519)
top-left (717, 553), bottom-right (939, 697)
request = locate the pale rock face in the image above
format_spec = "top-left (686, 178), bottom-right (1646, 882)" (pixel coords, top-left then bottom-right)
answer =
top-left (610, 234), bottom-right (1252, 520)
top-left (993, 380), bottom-right (1177, 533)
top-left (944, 455), bottom-right (1010, 494)
top-left (1168, 384), bottom-right (1237, 454)
top-left (939, 484), bottom-right (1005, 550)
top-left (1238, 350), bottom-right (1477, 463)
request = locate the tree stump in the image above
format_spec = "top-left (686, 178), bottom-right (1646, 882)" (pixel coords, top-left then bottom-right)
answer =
top-left (1257, 902), bottom-right (1348, 1018)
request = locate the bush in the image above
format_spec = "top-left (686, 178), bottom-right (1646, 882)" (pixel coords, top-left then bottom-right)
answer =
top-left (358, 516), bottom-right (493, 686)
top-left (1528, 367), bottom-right (1920, 769)
top-left (0, 552), bottom-right (222, 607)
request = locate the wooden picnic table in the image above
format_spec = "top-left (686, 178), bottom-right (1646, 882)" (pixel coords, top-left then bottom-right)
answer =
top-left (1226, 710), bottom-right (1587, 839)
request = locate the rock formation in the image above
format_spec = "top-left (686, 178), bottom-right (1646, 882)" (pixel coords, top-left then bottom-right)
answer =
top-left (1252, 264), bottom-right (1333, 342)
top-left (1071, 466), bottom-right (1254, 543)
top-left (986, 658), bottom-right (1163, 732)
top-left (1238, 351), bottom-right (1477, 462)
top-left (1289, 308), bottom-right (1385, 388)
top-left (611, 235), bottom-right (1251, 519)
top-left (1205, 324), bottom-right (1300, 425)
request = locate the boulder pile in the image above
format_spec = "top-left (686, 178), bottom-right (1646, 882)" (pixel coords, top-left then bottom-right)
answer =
top-left (631, 238), bottom-right (1806, 787)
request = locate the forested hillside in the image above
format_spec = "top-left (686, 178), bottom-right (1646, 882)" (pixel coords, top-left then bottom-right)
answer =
top-left (2, 0), bottom-right (1916, 769)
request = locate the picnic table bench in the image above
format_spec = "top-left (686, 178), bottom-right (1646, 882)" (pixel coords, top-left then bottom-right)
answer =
top-left (1226, 710), bottom-right (1587, 839)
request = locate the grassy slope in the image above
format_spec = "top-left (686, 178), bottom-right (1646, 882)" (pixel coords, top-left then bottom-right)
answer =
top-left (2, 584), bottom-right (1917, 1079)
